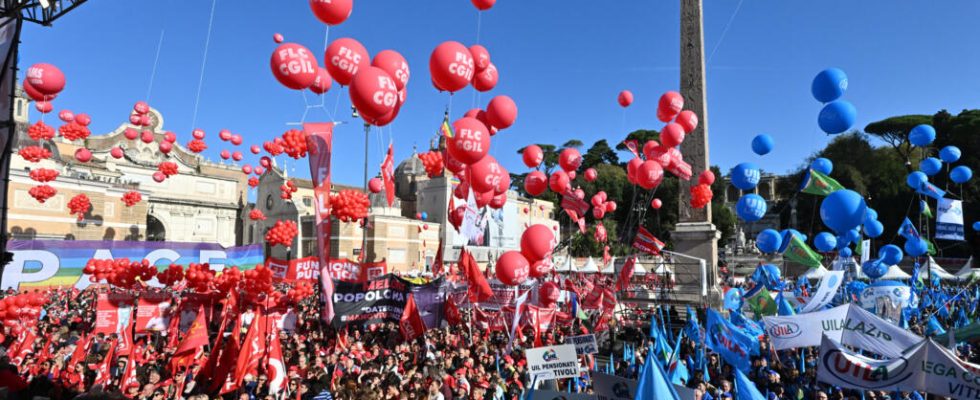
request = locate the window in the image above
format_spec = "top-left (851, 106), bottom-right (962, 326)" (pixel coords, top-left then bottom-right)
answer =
top-left (301, 219), bottom-right (314, 238)
top-left (303, 197), bottom-right (313, 207)
top-left (388, 248), bottom-right (406, 263)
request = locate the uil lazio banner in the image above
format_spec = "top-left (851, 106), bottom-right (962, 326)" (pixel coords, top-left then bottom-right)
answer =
top-left (705, 309), bottom-right (758, 372)
top-left (3, 240), bottom-right (264, 290)
top-left (936, 198), bottom-right (965, 241)
top-left (762, 304), bottom-right (920, 358)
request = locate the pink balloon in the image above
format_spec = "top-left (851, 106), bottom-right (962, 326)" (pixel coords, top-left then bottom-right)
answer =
top-left (652, 198), bottom-right (662, 209)
top-left (524, 170), bottom-right (547, 196)
top-left (520, 224), bottom-right (555, 262)
top-left (309, 67), bottom-right (333, 95)
top-left (489, 193), bottom-right (506, 209)
top-left (163, 131), bottom-right (177, 143)
top-left (158, 141), bottom-right (172, 154)
top-left (469, 155), bottom-right (503, 194)
top-left (474, 189), bottom-right (493, 208)
top-left (140, 130), bottom-right (154, 143)
top-left (139, 115), bottom-right (152, 126)
top-left (642, 140), bottom-right (660, 159)
top-left (75, 113), bottom-right (91, 126)
top-left (469, 45), bottom-right (491, 71)
top-left (530, 259), bottom-right (554, 278)
top-left (698, 169), bottom-right (715, 186)
top-left (472, 63), bottom-right (498, 92)
top-left (110, 147), bottom-right (124, 159)
top-left (636, 160), bottom-right (664, 190)
top-left (368, 177), bottom-right (384, 193)
top-left (26, 63), bottom-right (66, 96)
top-left (325, 38), bottom-right (369, 86)
top-left (242, 164), bottom-right (253, 174)
top-left (231, 151), bottom-right (243, 161)
top-left (676, 110), bottom-right (698, 133)
top-left (152, 172), bottom-right (166, 183)
top-left (568, 170), bottom-right (577, 180)
top-left (626, 157), bottom-right (643, 183)
top-left (129, 114), bottom-right (141, 125)
top-left (538, 282), bottom-right (560, 306)
top-left (496, 251), bottom-right (530, 286)
top-left (220, 150), bottom-right (231, 160)
top-left (58, 110), bottom-right (74, 122)
top-left (618, 90), bottom-right (633, 107)
top-left (270, 43), bottom-right (318, 90)
top-left (254, 167), bottom-right (265, 175)
top-left (260, 156), bottom-right (272, 168)
top-left (660, 123), bottom-right (685, 148)
top-left (429, 41), bottom-right (474, 93)
top-left (658, 91), bottom-right (684, 121)
top-left (250, 145), bottom-right (261, 154)
top-left (593, 207), bottom-right (606, 219)
top-left (309, 0), bottom-right (353, 25)
top-left (372, 50), bottom-right (410, 91)
top-left (372, 88), bottom-right (405, 127)
top-left (574, 188), bottom-right (585, 200)
top-left (349, 66), bottom-right (399, 124)
top-left (22, 79), bottom-right (53, 102)
top-left (447, 117), bottom-right (490, 165)
top-left (558, 148), bottom-right (581, 172)
top-left (192, 129), bottom-right (205, 140)
top-left (605, 201), bottom-right (617, 212)
top-left (124, 128), bottom-right (138, 140)
top-left (35, 101), bottom-right (52, 113)
top-left (549, 170), bottom-right (570, 194)
top-left (522, 144), bottom-right (543, 168)
top-left (219, 130), bottom-right (232, 141)
top-left (134, 101), bottom-right (150, 114)
top-left (471, 0), bottom-right (496, 11)
top-left (584, 167), bottom-right (598, 182)
top-left (494, 167), bottom-right (510, 194)
top-left (74, 148), bottom-right (92, 163)
top-left (231, 134), bottom-right (243, 146)
top-left (273, 33), bottom-right (284, 43)
top-left (486, 95), bottom-right (517, 130)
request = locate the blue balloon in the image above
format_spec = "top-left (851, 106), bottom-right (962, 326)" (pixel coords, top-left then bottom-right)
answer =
top-left (974, 221), bottom-right (980, 232)
top-left (919, 157), bottom-right (942, 176)
top-left (940, 146), bottom-right (961, 163)
top-left (814, 232), bottom-right (837, 252)
top-left (723, 288), bottom-right (743, 311)
top-left (878, 244), bottom-right (904, 266)
top-left (846, 228), bottom-right (861, 244)
top-left (420, 212), bottom-right (428, 220)
top-left (810, 158), bottom-right (834, 175)
top-left (786, 229), bottom-right (807, 242)
top-left (751, 134), bottom-right (774, 156)
top-left (811, 68), bottom-right (848, 103)
top-left (951, 166), bottom-right (973, 184)
top-left (839, 247), bottom-right (852, 258)
top-left (736, 194), bottom-right (767, 222)
top-left (864, 208), bottom-right (878, 225)
top-left (755, 229), bottom-right (782, 254)
top-left (906, 171), bottom-right (928, 190)
top-left (847, 281), bottom-right (868, 296)
top-left (818, 100), bottom-right (857, 134)
top-left (864, 220), bottom-right (884, 238)
top-left (861, 260), bottom-right (887, 280)
top-left (904, 237), bottom-right (928, 257)
top-left (730, 162), bottom-right (761, 191)
top-left (819, 189), bottom-right (867, 233)
top-left (908, 124), bottom-right (936, 147)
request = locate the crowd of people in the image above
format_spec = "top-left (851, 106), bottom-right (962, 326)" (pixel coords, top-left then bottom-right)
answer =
top-left (0, 270), bottom-right (977, 400)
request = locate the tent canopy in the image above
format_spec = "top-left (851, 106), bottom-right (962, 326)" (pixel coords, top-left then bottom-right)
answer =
top-left (955, 257), bottom-right (977, 281)
top-left (554, 256), bottom-right (574, 272)
top-left (919, 257), bottom-right (956, 280)
top-left (803, 265), bottom-right (829, 280)
top-left (600, 257), bottom-right (616, 274)
top-left (578, 257), bottom-right (599, 273)
top-left (633, 261), bottom-right (647, 276)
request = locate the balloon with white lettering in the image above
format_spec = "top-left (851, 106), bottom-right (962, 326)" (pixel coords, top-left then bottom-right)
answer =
top-left (469, 44), bottom-right (491, 71)
top-left (349, 66), bottom-right (399, 125)
top-left (468, 155), bottom-right (504, 194)
top-left (309, 0), bottom-right (353, 26)
top-left (309, 67), bottom-right (332, 95)
top-left (371, 50), bottom-right (410, 91)
top-left (447, 117), bottom-right (490, 165)
top-left (26, 63), bottom-right (66, 96)
top-left (472, 63), bottom-right (498, 92)
top-left (270, 43), bottom-right (318, 90)
top-left (429, 41), bottom-right (474, 93)
top-left (558, 148), bottom-right (581, 172)
top-left (324, 37), bottom-right (369, 86)
top-left (496, 251), bottom-right (529, 286)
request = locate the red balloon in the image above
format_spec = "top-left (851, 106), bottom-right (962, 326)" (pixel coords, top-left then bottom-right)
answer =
top-left (260, 156), bottom-right (272, 168)
top-left (496, 251), bottom-right (529, 286)
top-left (242, 165), bottom-right (253, 174)
top-left (636, 160), bottom-right (664, 189)
top-left (474, 189), bottom-right (493, 208)
top-left (627, 157), bottom-right (643, 183)
top-left (134, 101), bottom-right (150, 114)
top-left (372, 50), bottom-right (410, 91)
top-left (469, 45), bottom-right (491, 71)
top-left (309, 0), bottom-right (353, 25)
top-left (660, 122), bottom-right (685, 148)
top-left (26, 63), bottom-right (66, 96)
top-left (676, 110), bottom-right (698, 133)
top-left (529, 259), bottom-right (553, 278)
top-left (698, 169), bottom-right (716, 185)
top-left (558, 148), bottom-right (581, 172)
top-left (548, 170), bottom-right (570, 194)
top-left (220, 150), bottom-right (231, 160)
top-left (232, 151), bottom-right (243, 161)
top-left (163, 131), bottom-right (177, 143)
top-left (651, 198), bottom-right (662, 209)
top-left (605, 201), bottom-right (617, 212)
top-left (325, 38), bottom-right (370, 86)
top-left (309, 67), bottom-right (333, 95)
top-left (270, 43), bottom-right (319, 90)
top-left (75, 113), bottom-right (91, 126)
top-left (524, 170), bottom-right (547, 196)
top-left (447, 117), bottom-right (490, 165)
top-left (368, 177), bottom-right (384, 193)
top-left (273, 33), bottom-right (284, 43)
top-left (110, 147), bottom-right (124, 159)
top-left (429, 41), bottom-right (474, 93)
top-left (140, 130), bottom-right (154, 143)
top-left (522, 144), bottom-right (543, 168)
top-left (152, 171), bottom-right (166, 183)
top-left (468, 155), bottom-right (503, 194)
top-left (618, 90), bottom-right (633, 107)
top-left (486, 95), bottom-right (517, 130)
top-left (489, 193), bottom-right (507, 209)
top-left (658, 91), bottom-right (684, 121)
top-left (472, 63), bottom-right (498, 92)
top-left (219, 129), bottom-right (232, 141)
top-left (124, 128), bottom-right (138, 140)
top-left (349, 66), bottom-right (399, 124)
top-left (471, 0), bottom-right (496, 10)
top-left (250, 145), bottom-right (261, 155)
top-left (35, 101), bottom-right (52, 113)
top-left (495, 167), bottom-right (510, 194)
top-left (254, 167), bottom-right (265, 175)
top-left (158, 141), bottom-right (173, 154)
top-left (642, 140), bottom-right (661, 159)
top-left (192, 129), bottom-right (205, 140)
top-left (58, 110), bottom-right (74, 122)
top-left (520, 224), bottom-right (555, 262)
top-left (74, 148), bottom-right (92, 163)
top-left (23, 79), bottom-right (54, 101)
top-left (574, 188), bottom-right (585, 200)
top-left (584, 167), bottom-right (598, 182)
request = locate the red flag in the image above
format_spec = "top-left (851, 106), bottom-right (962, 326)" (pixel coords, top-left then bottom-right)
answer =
top-left (165, 299), bottom-right (183, 350)
top-left (622, 139), bottom-right (640, 159)
top-left (9, 326), bottom-right (36, 365)
top-left (632, 227), bottom-right (665, 255)
top-left (175, 306), bottom-right (209, 356)
top-left (305, 122), bottom-right (336, 323)
top-left (93, 339), bottom-right (117, 387)
top-left (121, 353), bottom-right (140, 390)
top-left (444, 297), bottom-right (462, 326)
top-left (212, 314), bottom-right (242, 394)
top-left (382, 143), bottom-right (395, 207)
top-left (117, 317), bottom-right (135, 358)
top-left (265, 324), bottom-right (287, 396)
top-left (616, 256), bottom-right (636, 292)
top-left (399, 294), bottom-right (426, 341)
top-left (234, 311), bottom-right (268, 387)
top-left (68, 334), bottom-right (90, 369)
top-left (460, 249), bottom-right (492, 303)
top-left (432, 237), bottom-right (445, 276)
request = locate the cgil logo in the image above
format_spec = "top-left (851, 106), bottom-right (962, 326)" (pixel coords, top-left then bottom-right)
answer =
top-left (767, 322), bottom-right (802, 339)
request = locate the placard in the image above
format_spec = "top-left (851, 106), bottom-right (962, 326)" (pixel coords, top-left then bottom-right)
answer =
top-left (568, 334), bottom-right (598, 356)
top-left (525, 344), bottom-right (579, 380)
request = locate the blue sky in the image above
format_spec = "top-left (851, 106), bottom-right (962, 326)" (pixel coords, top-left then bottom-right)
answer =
top-left (18, 1), bottom-right (980, 187)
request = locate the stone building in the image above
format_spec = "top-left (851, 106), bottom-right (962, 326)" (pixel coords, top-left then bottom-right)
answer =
top-left (8, 93), bottom-right (248, 247)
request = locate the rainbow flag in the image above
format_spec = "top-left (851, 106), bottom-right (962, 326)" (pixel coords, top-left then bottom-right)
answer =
top-left (440, 120), bottom-right (454, 139)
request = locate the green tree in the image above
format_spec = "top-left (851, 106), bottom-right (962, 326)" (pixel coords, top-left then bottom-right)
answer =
top-left (614, 130), bottom-right (660, 152)
top-left (864, 114), bottom-right (932, 168)
top-left (581, 139), bottom-right (620, 169)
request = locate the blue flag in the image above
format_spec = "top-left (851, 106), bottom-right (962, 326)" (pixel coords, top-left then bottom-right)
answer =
top-left (685, 305), bottom-right (702, 343)
top-left (734, 368), bottom-right (766, 400)
top-left (636, 347), bottom-right (681, 400)
top-left (313, 390), bottom-right (334, 400)
top-left (927, 315), bottom-right (947, 337)
top-left (730, 311), bottom-right (765, 340)
top-left (776, 291), bottom-right (796, 316)
top-left (917, 181), bottom-right (947, 201)
top-left (899, 217), bottom-right (920, 240)
top-left (706, 309), bottom-right (758, 372)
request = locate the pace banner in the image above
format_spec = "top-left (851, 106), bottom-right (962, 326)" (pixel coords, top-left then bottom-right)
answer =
top-left (3, 240), bottom-right (264, 290)
top-left (762, 304), bottom-right (920, 358)
top-left (936, 198), bottom-right (965, 241)
top-left (799, 270), bottom-right (845, 313)
top-left (331, 274), bottom-right (412, 328)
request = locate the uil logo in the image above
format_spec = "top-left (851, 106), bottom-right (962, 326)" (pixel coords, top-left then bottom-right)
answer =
top-left (542, 349), bottom-right (558, 362)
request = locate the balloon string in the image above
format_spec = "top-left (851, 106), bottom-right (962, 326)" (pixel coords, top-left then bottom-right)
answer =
top-left (146, 30), bottom-right (166, 102)
top-left (476, 11), bottom-right (483, 45)
top-left (330, 87), bottom-right (344, 122)
top-left (189, 0), bottom-right (218, 132)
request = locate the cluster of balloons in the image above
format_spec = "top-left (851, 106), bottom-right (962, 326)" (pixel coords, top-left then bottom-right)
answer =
top-left (811, 68), bottom-right (856, 135)
top-left (154, 161), bottom-right (179, 183)
top-left (280, 129), bottom-right (309, 159)
top-left (214, 266), bottom-right (243, 293)
top-left (28, 168), bottom-right (58, 183)
top-left (862, 244), bottom-right (905, 280)
top-left (906, 125), bottom-right (973, 186)
top-left (157, 264), bottom-right (185, 286)
top-left (58, 119), bottom-right (91, 142)
top-left (187, 138), bottom-right (207, 154)
top-left (418, 151), bottom-right (445, 178)
top-left (248, 176), bottom-right (260, 188)
top-left (185, 263), bottom-right (216, 293)
top-left (18, 146), bottom-right (51, 163)
top-left (266, 220), bottom-right (299, 247)
top-left (590, 192), bottom-right (617, 219)
top-left (28, 184), bottom-right (56, 203)
top-left (82, 258), bottom-right (156, 289)
top-left (24, 63), bottom-right (65, 113)
top-left (241, 264), bottom-right (275, 298)
top-left (249, 209), bottom-right (267, 221)
top-left (287, 281), bottom-right (315, 304)
top-left (430, 41), bottom-right (498, 94)
top-left (121, 191), bottom-right (142, 207)
top-left (280, 180), bottom-right (298, 200)
top-left (690, 170), bottom-right (715, 209)
top-left (0, 293), bottom-right (47, 324)
top-left (330, 189), bottom-right (370, 222)
top-left (27, 121), bottom-right (55, 141)
top-left (498, 225), bottom-right (557, 287)
top-left (67, 193), bottom-right (90, 220)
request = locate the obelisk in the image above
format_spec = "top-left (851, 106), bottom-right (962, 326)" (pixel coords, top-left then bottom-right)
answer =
top-left (674, 0), bottom-right (722, 307)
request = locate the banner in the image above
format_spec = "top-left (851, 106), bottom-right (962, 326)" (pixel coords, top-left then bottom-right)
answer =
top-left (3, 240), bottom-right (263, 290)
top-left (632, 227), bottom-right (665, 255)
top-left (331, 274), bottom-right (411, 328)
top-left (410, 277), bottom-right (451, 329)
top-left (568, 334), bottom-right (598, 356)
top-left (593, 372), bottom-right (636, 400)
top-left (525, 344), bottom-right (579, 380)
top-left (94, 292), bottom-right (135, 336)
top-left (484, 278), bottom-right (538, 310)
top-left (799, 270), bottom-right (844, 313)
top-left (305, 122), bottom-right (334, 323)
top-left (817, 335), bottom-right (980, 398)
top-left (530, 391), bottom-right (594, 400)
top-left (859, 281), bottom-right (914, 310)
top-left (267, 256), bottom-right (318, 281)
top-left (762, 304), bottom-right (920, 358)
top-left (135, 292), bottom-right (172, 333)
top-left (274, 257), bottom-right (387, 283)
top-left (323, 259), bottom-right (387, 282)
top-left (936, 198), bottom-right (965, 241)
